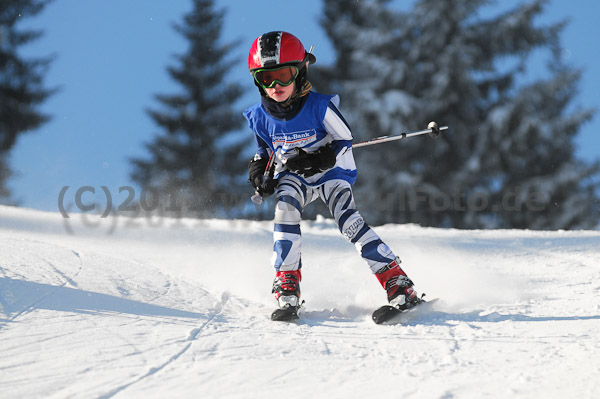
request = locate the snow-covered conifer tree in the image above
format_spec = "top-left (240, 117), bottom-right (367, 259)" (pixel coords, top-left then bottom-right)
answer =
top-left (131, 0), bottom-right (247, 217)
top-left (315, 0), bottom-right (598, 229)
top-left (0, 0), bottom-right (53, 202)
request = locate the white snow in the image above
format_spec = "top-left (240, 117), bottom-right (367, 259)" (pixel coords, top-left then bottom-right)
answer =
top-left (1, 205), bottom-right (599, 398)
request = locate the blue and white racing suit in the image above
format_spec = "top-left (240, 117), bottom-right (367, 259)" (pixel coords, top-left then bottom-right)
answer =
top-left (244, 92), bottom-right (398, 273)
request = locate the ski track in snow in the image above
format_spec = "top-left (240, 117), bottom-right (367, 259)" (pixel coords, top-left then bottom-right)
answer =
top-left (1, 206), bottom-right (599, 398)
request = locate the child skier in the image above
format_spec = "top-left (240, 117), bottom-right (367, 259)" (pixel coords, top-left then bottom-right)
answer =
top-left (244, 31), bottom-right (419, 319)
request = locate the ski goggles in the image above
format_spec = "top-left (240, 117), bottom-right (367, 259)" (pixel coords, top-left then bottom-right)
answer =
top-left (253, 65), bottom-right (299, 89)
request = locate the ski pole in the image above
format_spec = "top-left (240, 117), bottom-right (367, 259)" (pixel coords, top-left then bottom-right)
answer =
top-left (352, 121), bottom-right (447, 148)
top-left (250, 122), bottom-right (447, 203)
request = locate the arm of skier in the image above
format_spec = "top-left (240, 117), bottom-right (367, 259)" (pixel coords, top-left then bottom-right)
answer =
top-left (323, 95), bottom-right (353, 157)
top-left (285, 96), bottom-right (353, 177)
top-left (248, 134), bottom-right (277, 197)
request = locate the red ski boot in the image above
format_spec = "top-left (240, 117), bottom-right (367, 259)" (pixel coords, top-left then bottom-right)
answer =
top-left (271, 270), bottom-right (302, 321)
top-left (375, 257), bottom-right (418, 309)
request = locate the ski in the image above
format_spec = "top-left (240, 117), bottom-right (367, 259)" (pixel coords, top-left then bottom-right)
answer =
top-left (271, 305), bottom-right (300, 322)
top-left (372, 298), bottom-right (438, 325)
top-left (372, 305), bottom-right (402, 324)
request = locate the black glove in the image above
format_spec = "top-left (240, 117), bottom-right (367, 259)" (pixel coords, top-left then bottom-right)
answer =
top-left (248, 156), bottom-right (277, 197)
top-left (285, 144), bottom-right (336, 177)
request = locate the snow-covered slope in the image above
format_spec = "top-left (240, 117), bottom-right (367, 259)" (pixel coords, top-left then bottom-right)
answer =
top-left (1, 205), bottom-right (599, 399)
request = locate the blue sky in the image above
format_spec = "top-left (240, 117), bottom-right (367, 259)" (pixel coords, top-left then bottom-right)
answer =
top-left (8, 0), bottom-right (600, 211)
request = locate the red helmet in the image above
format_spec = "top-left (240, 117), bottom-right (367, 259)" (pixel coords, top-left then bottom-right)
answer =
top-left (248, 31), bottom-right (316, 71)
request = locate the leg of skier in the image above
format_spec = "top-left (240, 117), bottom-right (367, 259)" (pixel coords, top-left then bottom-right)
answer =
top-left (270, 175), bottom-right (313, 310)
top-left (319, 179), bottom-right (418, 308)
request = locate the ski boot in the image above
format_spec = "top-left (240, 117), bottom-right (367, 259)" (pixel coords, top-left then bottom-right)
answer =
top-left (271, 269), bottom-right (302, 321)
top-left (375, 257), bottom-right (419, 310)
